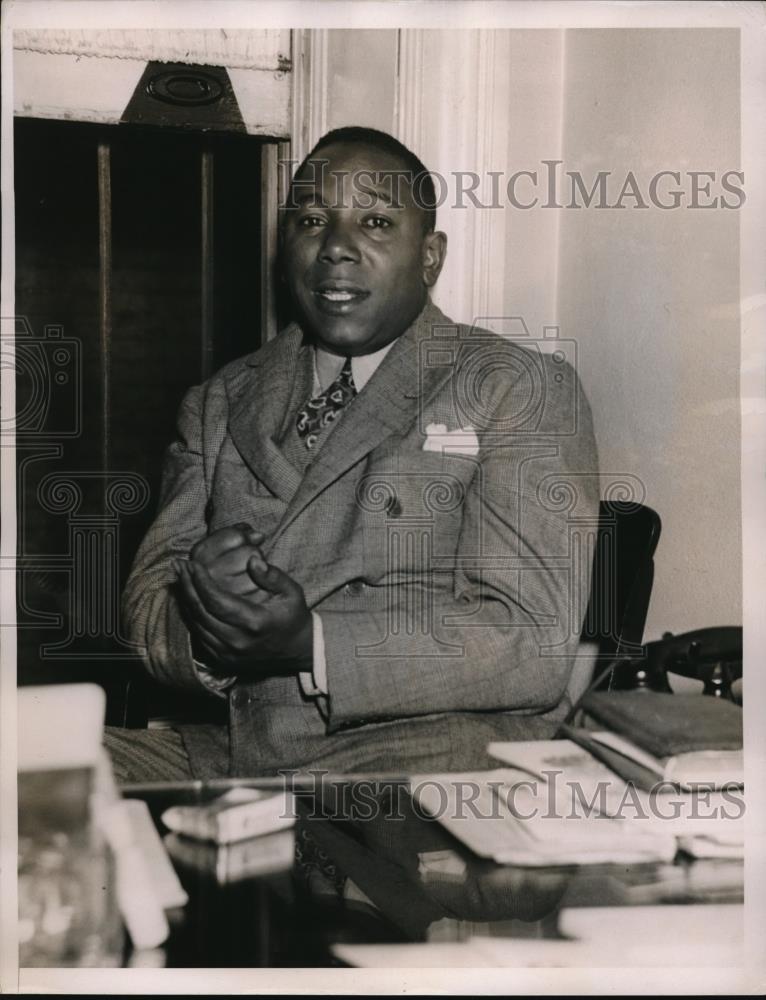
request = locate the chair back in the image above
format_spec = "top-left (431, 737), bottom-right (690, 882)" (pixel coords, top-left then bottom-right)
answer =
top-left (582, 500), bottom-right (662, 660)
top-left (567, 501), bottom-right (661, 705)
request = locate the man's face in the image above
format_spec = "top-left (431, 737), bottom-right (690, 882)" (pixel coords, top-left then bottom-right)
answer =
top-left (282, 142), bottom-right (447, 356)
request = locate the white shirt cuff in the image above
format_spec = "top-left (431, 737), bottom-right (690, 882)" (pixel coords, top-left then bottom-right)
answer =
top-left (299, 612), bottom-right (328, 697)
top-left (192, 658), bottom-right (235, 696)
top-left (192, 619), bottom-right (326, 700)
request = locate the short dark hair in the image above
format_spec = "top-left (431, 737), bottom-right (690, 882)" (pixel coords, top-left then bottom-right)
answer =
top-left (290, 126), bottom-right (438, 232)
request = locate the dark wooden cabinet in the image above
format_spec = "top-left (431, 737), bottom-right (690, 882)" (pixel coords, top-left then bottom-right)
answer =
top-left (14, 117), bottom-right (283, 722)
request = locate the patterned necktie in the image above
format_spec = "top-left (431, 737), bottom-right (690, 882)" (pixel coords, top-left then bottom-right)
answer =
top-left (296, 356), bottom-right (357, 450)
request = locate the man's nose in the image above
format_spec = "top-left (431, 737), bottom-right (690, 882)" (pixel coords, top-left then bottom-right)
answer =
top-left (318, 218), bottom-right (361, 264)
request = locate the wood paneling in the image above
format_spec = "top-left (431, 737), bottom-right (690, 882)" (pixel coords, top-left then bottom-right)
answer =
top-left (14, 117), bottom-right (277, 718)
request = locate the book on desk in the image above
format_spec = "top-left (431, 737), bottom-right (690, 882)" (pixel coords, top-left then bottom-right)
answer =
top-left (570, 690), bottom-right (744, 791)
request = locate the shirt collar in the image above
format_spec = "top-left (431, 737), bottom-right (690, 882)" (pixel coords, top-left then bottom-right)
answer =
top-left (313, 340), bottom-right (396, 394)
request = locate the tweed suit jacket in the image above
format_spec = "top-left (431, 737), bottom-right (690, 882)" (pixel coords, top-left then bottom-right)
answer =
top-left (122, 300), bottom-right (599, 777)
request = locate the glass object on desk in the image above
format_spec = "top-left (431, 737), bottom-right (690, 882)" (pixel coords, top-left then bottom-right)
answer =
top-left (18, 684), bottom-right (124, 966)
top-left (18, 764), bottom-right (124, 967)
top-left (18, 826), bottom-right (122, 967)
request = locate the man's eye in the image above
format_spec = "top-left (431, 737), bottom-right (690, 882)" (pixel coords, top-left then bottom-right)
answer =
top-left (363, 216), bottom-right (392, 229)
top-left (298, 215), bottom-right (326, 228)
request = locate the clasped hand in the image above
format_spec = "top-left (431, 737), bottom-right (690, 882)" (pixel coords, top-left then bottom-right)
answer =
top-left (174, 524), bottom-right (313, 677)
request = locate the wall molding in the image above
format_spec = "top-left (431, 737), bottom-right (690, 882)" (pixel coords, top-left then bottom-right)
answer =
top-left (471, 29), bottom-right (511, 325)
top-left (290, 28), bottom-right (329, 172)
top-left (394, 29), bottom-right (424, 153)
top-left (395, 29), bottom-right (511, 326)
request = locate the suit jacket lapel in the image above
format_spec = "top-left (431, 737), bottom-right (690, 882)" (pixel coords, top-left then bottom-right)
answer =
top-left (270, 300), bottom-right (459, 544)
top-left (225, 324), bottom-right (313, 503)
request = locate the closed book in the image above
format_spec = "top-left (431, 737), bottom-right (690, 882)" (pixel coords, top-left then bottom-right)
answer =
top-left (580, 691), bottom-right (742, 756)
top-left (561, 725), bottom-right (743, 792)
top-left (575, 692), bottom-right (743, 790)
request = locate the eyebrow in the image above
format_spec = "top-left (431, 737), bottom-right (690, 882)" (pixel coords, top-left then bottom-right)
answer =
top-left (289, 165), bottom-right (414, 208)
top-left (362, 186), bottom-right (403, 208)
top-left (291, 191), bottom-right (329, 208)
top-left (289, 187), bottom-right (404, 211)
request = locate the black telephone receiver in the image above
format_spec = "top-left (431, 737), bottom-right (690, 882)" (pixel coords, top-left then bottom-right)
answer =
top-left (617, 626), bottom-right (742, 700)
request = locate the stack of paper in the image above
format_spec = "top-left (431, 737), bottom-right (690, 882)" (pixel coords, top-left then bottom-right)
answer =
top-left (487, 740), bottom-right (744, 860)
top-left (409, 764), bottom-right (677, 867)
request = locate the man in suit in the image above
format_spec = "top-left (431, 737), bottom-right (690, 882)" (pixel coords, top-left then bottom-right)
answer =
top-left (112, 126), bottom-right (599, 783)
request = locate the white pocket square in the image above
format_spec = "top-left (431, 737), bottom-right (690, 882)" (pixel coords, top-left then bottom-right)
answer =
top-left (422, 423), bottom-right (479, 456)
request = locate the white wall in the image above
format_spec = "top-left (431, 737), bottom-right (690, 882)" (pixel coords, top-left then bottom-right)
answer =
top-left (325, 30), bottom-right (398, 133)
top-left (557, 29), bottom-right (742, 638)
top-left (500, 30), bottom-right (564, 336)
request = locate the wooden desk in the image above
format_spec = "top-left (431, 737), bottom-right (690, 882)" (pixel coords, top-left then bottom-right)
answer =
top-left (122, 777), bottom-right (744, 969)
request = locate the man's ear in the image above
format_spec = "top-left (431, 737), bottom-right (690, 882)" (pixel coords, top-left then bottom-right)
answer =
top-left (421, 230), bottom-right (447, 287)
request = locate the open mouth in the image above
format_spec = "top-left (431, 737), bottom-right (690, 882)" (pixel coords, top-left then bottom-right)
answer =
top-left (317, 290), bottom-right (360, 302)
top-left (312, 282), bottom-right (370, 311)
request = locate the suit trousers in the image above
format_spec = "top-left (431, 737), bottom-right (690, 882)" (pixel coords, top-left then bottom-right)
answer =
top-left (103, 726), bottom-right (193, 784)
